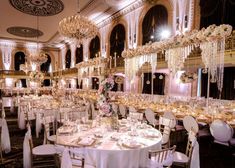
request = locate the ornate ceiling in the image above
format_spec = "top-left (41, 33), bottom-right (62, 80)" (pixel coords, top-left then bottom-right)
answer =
top-left (0, 0), bottom-right (136, 48)
top-left (9, 0), bottom-right (64, 16)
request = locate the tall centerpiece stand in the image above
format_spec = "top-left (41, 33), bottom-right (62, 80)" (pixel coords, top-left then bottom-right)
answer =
top-left (97, 76), bottom-right (118, 130)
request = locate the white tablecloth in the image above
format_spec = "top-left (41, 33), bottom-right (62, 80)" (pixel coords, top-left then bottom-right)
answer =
top-left (57, 123), bottom-right (162, 168)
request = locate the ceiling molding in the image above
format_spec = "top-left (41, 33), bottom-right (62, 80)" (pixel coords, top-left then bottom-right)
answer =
top-left (9, 0), bottom-right (64, 16)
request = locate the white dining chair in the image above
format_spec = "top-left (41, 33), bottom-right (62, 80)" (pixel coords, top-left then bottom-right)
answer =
top-left (148, 145), bottom-right (176, 168)
top-left (60, 146), bottom-right (85, 168)
top-left (173, 130), bottom-right (199, 168)
top-left (159, 116), bottom-right (174, 148)
top-left (43, 115), bottom-right (57, 144)
top-left (183, 116), bottom-right (199, 134)
top-left (0, 117), bottom-right (11, 165)
top-left (129, 111), bottom-right (143, 121)
top-left (144, 109), bottom-right (158, 127)
top-left (112, 104), bottom-right (118, 114)
top-left (23, 124), bottom-right (57, 168)
top-left (210, 119), bottom-right (235, 146)
top-left (55, 143), bottom-right (95, 168)
top-left (163, 111), bottom-right (177, 129)
top-left (119, 104), bottom-right (126, 118)
top-left (129, 106), bottom-right (137, 113)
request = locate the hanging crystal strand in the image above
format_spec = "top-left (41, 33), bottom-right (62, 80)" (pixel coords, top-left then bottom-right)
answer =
top-left (217, 38), bottom-right (225, 99)
top-left (210, 41), bottom-right (218, 83)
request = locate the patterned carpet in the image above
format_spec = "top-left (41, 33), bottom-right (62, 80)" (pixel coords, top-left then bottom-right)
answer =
top-left (1, 107), bottom-right (235, 168)
top-left (1, 108), bottom-right (57, 168)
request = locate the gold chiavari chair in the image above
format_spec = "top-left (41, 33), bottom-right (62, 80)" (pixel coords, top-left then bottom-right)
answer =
top-left (148, 145), bottom-right (176, 168)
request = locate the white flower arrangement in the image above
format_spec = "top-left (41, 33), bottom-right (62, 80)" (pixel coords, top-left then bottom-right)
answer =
top-left (97, 76), bottom-right (115, 117)
top-left (29, 71), bottom-right (45, 82)
top-left (180, 72), bottom-right (198, 83)
top-left (76, 57), bottom-right (108, 68)
top-left (122, 24), bottom-right (232, 58)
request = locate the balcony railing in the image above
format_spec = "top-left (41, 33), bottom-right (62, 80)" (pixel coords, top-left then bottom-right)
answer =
top-left (52, 67), bottom-right (78, 77)
top-left (0, 70), bottom-right (51, 78)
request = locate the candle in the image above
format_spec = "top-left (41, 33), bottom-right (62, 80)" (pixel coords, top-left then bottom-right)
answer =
top-left (109, 56), bottom-right (112, 69)
top-left (114, 52), bottom-right (117, 67)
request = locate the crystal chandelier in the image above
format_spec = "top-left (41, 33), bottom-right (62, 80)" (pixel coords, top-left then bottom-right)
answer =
top-left (29, 52), bottom-right (48, 66)
top-left (29, 15), bottom-right (48, 66)
top-left (20, 61), bottom-right (30, 74)
top-left (58, 0), bottom-right (98, 43)
top-left (20, 15), bottom-right (48, 73)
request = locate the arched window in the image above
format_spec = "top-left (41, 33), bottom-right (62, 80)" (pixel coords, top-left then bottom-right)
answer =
top-left (40, 54), bottom-right (51, 72)
top-left (65, 49), bottom-right (71, 69)
top-left (76, 45), bottom-right (83, 64)
top-left (89, 36), bottom-right (100, 59)
top-left (142, 73), bottom-right (165, 95)
top-left (200, 0), bottom-right (235, 29)
top-left (142, 5), bottom-right (168, 45)
top-left (110, 24), bottom-right (125, 67)
top-left (14, 51), bottom-right (26, 71)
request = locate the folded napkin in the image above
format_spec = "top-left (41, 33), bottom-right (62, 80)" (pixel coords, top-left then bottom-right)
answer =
top-left (78, 137), bottom-right (95, 146)
top-left (58, 126), bottom-right (74, 134)
top-left (144, 130), bottom-right (159, 138)
top-left (122, 140), bottom-right (141, 149)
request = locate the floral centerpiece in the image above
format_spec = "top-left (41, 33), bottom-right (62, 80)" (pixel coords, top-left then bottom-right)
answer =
top-left (180, 72), bottom-right (198, 83)
top-left (97, 76), bottom-right (115, 117)
top-left (52, 83), bottom-right (65, 103)
top-left (29, 71), bottom-right (44, 82)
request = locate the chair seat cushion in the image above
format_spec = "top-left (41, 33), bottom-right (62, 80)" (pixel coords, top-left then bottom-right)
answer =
top-left (47, 135), bottom-right (56, 142)
top-left (173, 151), bottom-right (189, 163)
top-left (33, 144), bottom-right (56, 155)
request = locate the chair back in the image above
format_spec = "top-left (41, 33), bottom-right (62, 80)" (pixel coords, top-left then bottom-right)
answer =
top-left (145, 109), bottom-right (157, 126)
top-left (163, 111), bottom-right (176, 128)
top-left (43, 115), bottom-right (56, 144)
top-left (112, 104), bottom-right (118, 113)
top-left (23, 124), bottom-right (33, 168)
top-left (159, 116), bottom-right (173, 146)
top-left (119, 104), bottom-right (126, 117)
top-left (129, 106), bottom-right (137, 113)
top-left (129, 111), bottom-right (143, 121)
top-left (210, 119), bottom-right (233, 144)
top-left (148, 145), bottom-right (176, 167)
top-left (60, 145), bottom-right (84, 168)
top-left (183, 116), bottom-right (199, 133)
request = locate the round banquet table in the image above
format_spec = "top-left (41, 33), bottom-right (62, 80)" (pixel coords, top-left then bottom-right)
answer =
top-left (56, 121), bottom-right (162, 168)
